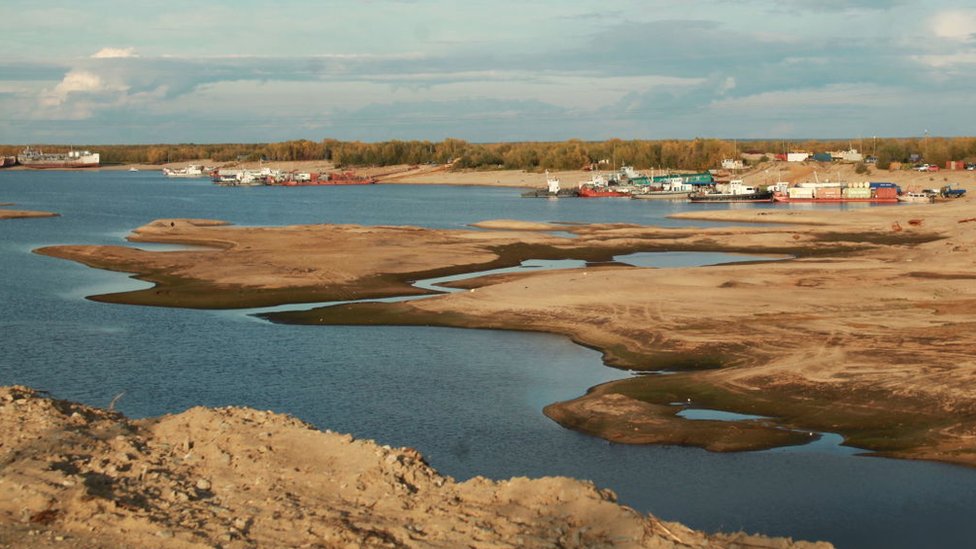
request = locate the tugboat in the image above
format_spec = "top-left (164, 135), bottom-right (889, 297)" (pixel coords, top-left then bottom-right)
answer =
top-left (689, 180), bottom-right (772, 203)
top-left (522, 170), bottom-right (577, 197)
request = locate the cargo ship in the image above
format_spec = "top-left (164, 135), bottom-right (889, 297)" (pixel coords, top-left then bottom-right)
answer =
top-left (16, 147), bottom-right (99, 169)
top-left (771, 181), bottom-right (899, 203)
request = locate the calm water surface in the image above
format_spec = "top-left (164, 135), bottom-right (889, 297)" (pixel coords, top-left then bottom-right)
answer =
top-left (1, 170), bottom-right (972, 548)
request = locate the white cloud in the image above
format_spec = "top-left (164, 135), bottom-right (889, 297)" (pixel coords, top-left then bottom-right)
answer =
top-left (91, 47), bottom-right (139, 59)
top-left (41, 70), bottom-right (106, 106)
top-left (931, 11), bottom-right (976, 42)
top-left (38, 69), bottom-right (130, 119)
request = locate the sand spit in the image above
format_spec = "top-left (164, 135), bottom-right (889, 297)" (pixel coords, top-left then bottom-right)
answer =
top-left (0, 203), bottom-right (58, 220)
top-left (0, 386), bottom-right (829, 548)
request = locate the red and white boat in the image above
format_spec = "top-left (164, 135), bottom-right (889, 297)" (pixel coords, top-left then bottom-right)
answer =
top-left (577, 173), bottom-right (632, 197)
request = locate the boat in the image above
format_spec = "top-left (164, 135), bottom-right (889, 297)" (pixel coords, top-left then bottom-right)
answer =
top-left (314, 171), bottom-right (375, 185)
top-left (128, 167), bottom-right (139, 172)
top-left (772, 181), bottom-right (899, 203)
top-left (897, 191), bottom-right (936, 204)
top-left (522, 170), bottom-right (577, 197)
top-left (625, 168), bottom-right (714, 187)
top-left (577, 173), bottom-right (632, 198)
top-left (16, 147), bottom-right (99, 169)
top-left (211, 168), bottom-right (272, 186)
top-left (162, 165), bottom-right (209, 178)
top-left (689, 180), bottom-right (772, 203)
top-left (276, 171), bottom-right (376, 186)
top-left (0, 156), bottom-right (17, 168)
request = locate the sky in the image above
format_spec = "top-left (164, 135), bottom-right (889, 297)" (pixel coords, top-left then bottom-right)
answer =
top-left (2, 0), bottom-right (975, 144)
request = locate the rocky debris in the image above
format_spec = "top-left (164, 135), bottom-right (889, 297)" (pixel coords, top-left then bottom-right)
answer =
top-left (0, 386), bottom-right (832, 548)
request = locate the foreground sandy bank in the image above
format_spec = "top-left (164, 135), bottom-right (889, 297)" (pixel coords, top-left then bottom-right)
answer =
top-left (0, 386), bottom-right (829, 548)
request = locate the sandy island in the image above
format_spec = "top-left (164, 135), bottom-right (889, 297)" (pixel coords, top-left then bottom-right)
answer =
top-left (0, 202), bottom-right (58, 220)
top-left (33, 163), bottom-right (976, 469)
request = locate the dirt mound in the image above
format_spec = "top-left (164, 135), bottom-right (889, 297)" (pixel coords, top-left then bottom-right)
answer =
top-left (0, 386), bottom-right (829, 548)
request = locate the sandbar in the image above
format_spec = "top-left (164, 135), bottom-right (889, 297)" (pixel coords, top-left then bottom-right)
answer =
top-left (34, 182), bottom-right (976, 467)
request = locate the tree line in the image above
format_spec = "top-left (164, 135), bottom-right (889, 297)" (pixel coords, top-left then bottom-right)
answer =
top-left (3, 137), bottom-right (975, 171)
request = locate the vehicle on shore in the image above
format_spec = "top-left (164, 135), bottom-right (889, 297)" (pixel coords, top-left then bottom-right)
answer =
top-left (926, 184), bottom-right (967, 199)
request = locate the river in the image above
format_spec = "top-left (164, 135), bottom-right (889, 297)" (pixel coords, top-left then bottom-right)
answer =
top-left (1, 170), bottom-right (973, 548)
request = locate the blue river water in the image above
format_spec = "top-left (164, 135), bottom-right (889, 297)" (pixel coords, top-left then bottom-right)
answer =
top-left (1, 170), bottom-right (973, 548)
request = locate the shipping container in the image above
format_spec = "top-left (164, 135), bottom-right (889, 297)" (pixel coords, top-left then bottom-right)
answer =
top-left (788, 188), bottom-right (815, 199)
top-left (843, 187), bottom-right (872, 198)
top-left (870, 182), bottom-right (898, 188)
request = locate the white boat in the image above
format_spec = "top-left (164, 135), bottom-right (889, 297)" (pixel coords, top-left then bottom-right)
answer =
top-left (689, 180), bottom-right (773, 203)
top-left (162, 165), bottom-right (208, 178)
top-left (897, 191), bottom-right (935, 203)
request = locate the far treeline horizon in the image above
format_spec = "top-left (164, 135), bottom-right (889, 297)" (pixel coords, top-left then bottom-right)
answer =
top-left (3, 136), bottom-right (976, 172)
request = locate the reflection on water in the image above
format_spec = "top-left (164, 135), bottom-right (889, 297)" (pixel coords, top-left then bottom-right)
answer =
top-left (614, 251), bottom-right (786, 268)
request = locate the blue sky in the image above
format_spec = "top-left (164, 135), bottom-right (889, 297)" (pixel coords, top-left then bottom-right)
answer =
top-left (2, 0), bottom-right (975, 143)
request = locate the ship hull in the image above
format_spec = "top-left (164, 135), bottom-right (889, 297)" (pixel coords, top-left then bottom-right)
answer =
top-left (15, 161), bottom-right (100, 169)
top-left (773, 196), bottom-right (899, 203)
top-left (631, 191), bottom-right (690, 200)
top-left (578, 188), bottom-right (631, 198)
top-left (689, 191), bottom-right (772, 203)
top-left (16, 149), bottom-right (100, 169)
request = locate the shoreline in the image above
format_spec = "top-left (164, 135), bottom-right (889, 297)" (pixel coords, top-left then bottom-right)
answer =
top-left (32, 195), bottom-right (976, 468)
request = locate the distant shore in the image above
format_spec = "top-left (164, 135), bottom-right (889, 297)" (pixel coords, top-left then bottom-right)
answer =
top-left (10, 158), bottom-right (973, 191)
